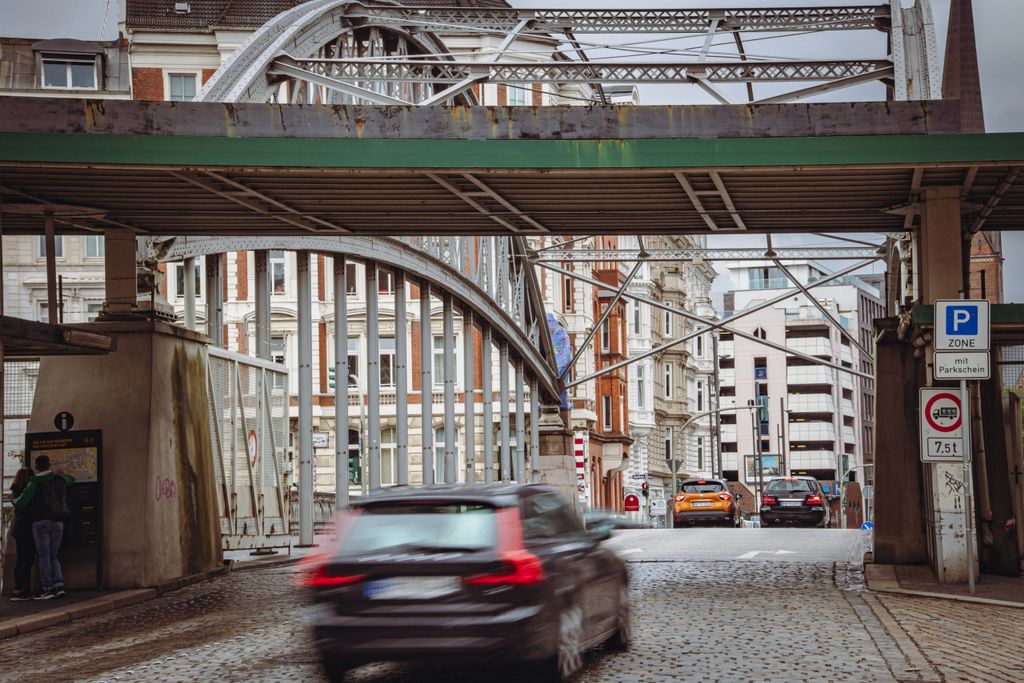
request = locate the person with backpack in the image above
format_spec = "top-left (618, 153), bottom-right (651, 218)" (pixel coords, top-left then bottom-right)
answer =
top-left (13, 455), bottom-right (74, 600)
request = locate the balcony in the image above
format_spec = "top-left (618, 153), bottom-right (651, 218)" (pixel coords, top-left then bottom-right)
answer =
top-left (719, 367), bottom-right (735, 387)
top-left (840, 398), bottom-right (855, 416)
top-left (787, 394), bottom-right (834, 414)
top-left (840, 373), bottom-right (855, 391)
top-left (788, 449), bottom-right (836, 470)
top-left (718, 395), bottom-right (737, 411)
top-left (842, 425), bottom-right (856, 443)
top-left (787, 365), bottom-right (833, 386)
top-left (788, 421), bottom-right (836, 442)
top-left (840, 346), bottom-right (854, 364)
top-left (719, 340), bottom-right (734, 358)
top-left (720, 423), bottom-right (738, 442)
top-left (787, 337), bottom-right (833, 357)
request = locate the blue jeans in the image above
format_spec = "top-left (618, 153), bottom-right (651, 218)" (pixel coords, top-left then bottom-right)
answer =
top-left (32, 520), bottom-right (64, 591)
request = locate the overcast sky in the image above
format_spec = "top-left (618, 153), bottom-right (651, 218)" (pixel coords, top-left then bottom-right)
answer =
top-left (2, 0), bottom-right (1021, 302)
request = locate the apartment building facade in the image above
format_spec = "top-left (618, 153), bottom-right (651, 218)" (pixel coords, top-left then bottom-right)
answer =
top-left (718, 261), bottom-right (882, 522)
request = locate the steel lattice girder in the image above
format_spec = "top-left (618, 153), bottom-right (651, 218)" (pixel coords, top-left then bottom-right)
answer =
top-left (534, 247), bottom-right (884, 262)
top-left (355, 6), bottom-right (890, 34)
top-left (283, 58), bottom-right (895, 84)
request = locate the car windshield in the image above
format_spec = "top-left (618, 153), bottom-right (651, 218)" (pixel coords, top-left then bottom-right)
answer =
top-left (682, 482), bottom-right (724, 494)
top-left (339, 502), bottom-right (497, 555)
top-left (765, 479), bottom-right (816, 495)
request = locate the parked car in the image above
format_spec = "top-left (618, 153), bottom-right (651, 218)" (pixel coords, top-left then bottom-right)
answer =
top-left (760, 476), bottom-right (831, 528)
top-left (672, 478), bottom-right (742, 528)
top-left (302, 484), bottom-right (630, 682)
top-left (584, 509), bottom-right (646, 532)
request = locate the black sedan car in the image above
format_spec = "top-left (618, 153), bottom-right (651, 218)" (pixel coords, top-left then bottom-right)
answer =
top-left (303, 484), bottom-right (630, 682)
top-left (760, 476), bottom-right (831, 527)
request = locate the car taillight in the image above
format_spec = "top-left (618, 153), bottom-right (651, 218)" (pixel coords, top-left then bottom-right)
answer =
top-left (464, 550), bottom-right (546, 586)
top-left (305, 564), bottom-right (367, 588)
top-left (718, 492), bottom-right (732, 501)
top-left (675, 494), bottom-right (686, 502)
top-left (806, 494), bottom-right (823, 505)
top-left (762, 495), bottom-right (778, 506)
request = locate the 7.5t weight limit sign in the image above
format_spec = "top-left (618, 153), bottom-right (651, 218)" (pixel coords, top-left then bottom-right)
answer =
top-left (919, 388), bottom-right (968, 463)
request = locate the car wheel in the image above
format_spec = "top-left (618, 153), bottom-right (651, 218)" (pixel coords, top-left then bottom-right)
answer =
top-left (542, 602), bottom-right (584, 682)
top-left (606, 585), bottom-right (631, 651)
top-left (321, 657), bottom-right (355, 683)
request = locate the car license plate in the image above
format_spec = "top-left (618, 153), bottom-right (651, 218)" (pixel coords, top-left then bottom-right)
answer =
top-left (692, 501), bottom-right (713, 508)
top-left (781, 501), bottom-right (802, 507)
top-left (365, 576), bottom-right (460, 600)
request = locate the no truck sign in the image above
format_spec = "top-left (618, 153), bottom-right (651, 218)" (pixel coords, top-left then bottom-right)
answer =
top-left (919, 388), bottom-right (969, 463)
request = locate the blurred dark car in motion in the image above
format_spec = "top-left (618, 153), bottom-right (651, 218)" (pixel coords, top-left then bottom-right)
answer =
top-left (584, 509), bottom-right (646, 532)
top-left (760, 476), bottom-right (831, 528)
top-left (303, 484), bottom-right (630, 682)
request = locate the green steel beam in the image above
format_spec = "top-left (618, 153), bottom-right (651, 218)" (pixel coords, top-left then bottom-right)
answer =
top-left (913, 304), bottom-right (1024, 325)
top-left (1, 131), bottom-right (1023, 170)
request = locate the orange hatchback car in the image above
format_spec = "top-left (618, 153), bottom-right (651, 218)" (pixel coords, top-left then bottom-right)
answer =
top-left (672, 479), bottom-right (742, 528)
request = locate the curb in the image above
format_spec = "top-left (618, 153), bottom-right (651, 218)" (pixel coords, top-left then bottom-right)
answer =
top-left (865, 564), bottom-right (1024, 609)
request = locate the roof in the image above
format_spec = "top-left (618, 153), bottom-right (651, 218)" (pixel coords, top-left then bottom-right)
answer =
top-left (0, 97), bottom-right (1022, 237)
top-left (351, 482), bottom-right (550, 507)
top-left (30, 39), bottom-right (105, 54)
top-left (125, 0), bottom-right (510, 31)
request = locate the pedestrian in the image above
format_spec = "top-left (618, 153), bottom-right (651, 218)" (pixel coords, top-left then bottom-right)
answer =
top-left (14, 455), bottom-right (74, 600)
top-left (9, 467), bottom-right (37, 601)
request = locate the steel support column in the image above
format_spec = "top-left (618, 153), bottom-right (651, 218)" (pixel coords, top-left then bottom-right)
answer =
top-left (515, 362), bottom-right (526, 482)
top-left (366, 261), bottom-right (381, 491)
top-left (253, 251), bottom-right (268, 357)
top-left (334, 255), bottom-right (349, 510)
top-left (530, 380), bottom-right (540, 483)
top-left (395, 270), bottom-right (409, 486)
top-left (443, 293), bottom-right (457, 484)
top-left (184, 256), bottom-right (197, 333)
top-left (463, 308), bottom-right (476, 484)
top-left (499, 342), bottom-right (511, 483)
top-left (43, 210), bottom-right (57, 324)
top-left (482, 326), bottom-right (494, 484)
top-left (296, 250), bottom-right (314, 545)
top-left (420, 281), bottom-right (434, 484)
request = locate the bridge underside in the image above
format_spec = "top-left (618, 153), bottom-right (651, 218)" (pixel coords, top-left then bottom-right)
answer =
top-left (1, 97), bottom-right (1022, 236)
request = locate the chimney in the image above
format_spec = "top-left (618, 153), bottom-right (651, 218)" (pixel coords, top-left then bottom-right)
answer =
top-left (942, 0), bottom-right (985, 133)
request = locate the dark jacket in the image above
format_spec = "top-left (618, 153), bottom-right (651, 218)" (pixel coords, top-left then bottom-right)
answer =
top-left (13, 471), bottom-right (74, 523)
top-left (10, 483), bottom-right (32, 534)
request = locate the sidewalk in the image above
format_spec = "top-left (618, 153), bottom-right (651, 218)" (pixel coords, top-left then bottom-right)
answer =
top-left (867, 563), bottom-right (1024, 607)
top-left (0, 533), bottom-right (334, 639)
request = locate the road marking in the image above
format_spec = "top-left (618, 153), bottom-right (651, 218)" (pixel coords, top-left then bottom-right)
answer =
top-left (737, 550), bottom-right (797, 559)
top-left (619, 548), bottom-right (643, 555)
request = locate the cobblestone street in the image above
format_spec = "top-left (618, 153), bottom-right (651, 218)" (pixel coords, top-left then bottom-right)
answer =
top-left (2, 535), bottom-right (1023, 683)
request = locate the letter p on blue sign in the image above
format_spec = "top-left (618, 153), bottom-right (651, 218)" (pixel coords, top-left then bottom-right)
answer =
top-left (946, 305), bottom-right (978, 335)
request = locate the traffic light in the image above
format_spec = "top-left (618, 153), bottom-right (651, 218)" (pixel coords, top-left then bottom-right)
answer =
top-left (641, 481), bottom-right (649, 498)
top-left (347, 428), bottom-right (361, 484)
top-left (328, 366), bottom-right (336, 389)
top-left (348, 458), bottom-right (361, 485)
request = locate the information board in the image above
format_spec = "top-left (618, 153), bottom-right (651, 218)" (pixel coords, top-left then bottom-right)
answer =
top-left (25, 430), bottom-right (102, 548)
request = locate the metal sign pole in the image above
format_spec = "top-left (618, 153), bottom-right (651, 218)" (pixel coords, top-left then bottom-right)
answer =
top-left (961, 378), bottom-right (975, 594)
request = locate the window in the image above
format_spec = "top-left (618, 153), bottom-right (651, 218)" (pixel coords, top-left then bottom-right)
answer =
top-left (749, 267), bottom-right (787, 290)
top-left (633, 301), bottom-right (641, 334)
top-left (345, 262), bottom-right (358, 295)
top-left (664, 302), bottom-right (673, 336)
top-left (433, 334), bottom-right (446, 387)
top-left (697, 437), bottom-right (704, 470)
top-left (85, 235), bottom-right (105, 258)
top-left (602, 395), bottom-right (612, 432)
top-left (41, 53), bottom-right (97, 89)
top-left (562, 275), bottom-right (573, 313)
top-left (37, 235), bottom-right (64, 259)
top-left (434, 426), bottom-right (457, 483)
top-left (347, 337), bottom-right (359, 387)
top-left (507, 84), bottom-right (529, 106)
top-left (175, 263), bottom-right (201, 300)
top-left (697, 381), bottom-right (704, 412)
top-left (85, 302), bottom-right (103, 322)
top-left (664, 362), bottom-right (673, 399)
top-left (696, 335), bottom-right (703, 358)
top-left (37, 302), bottom-right (50, 323)
top-left (521, 493), bottom-right (583, 540)
top-left (270, 335), bottom-right (286, 365)
top-left (636, 365), bottom-right (645, 410)
top-left (377, 268), bottom-right (394, 295)
top-left (168, 73), bottom-right (197, 101)
top-left (600, 315), bottom-right (610, 352)
top-left (380, 428), bottom-right (397, 486)
top-left (379, 337), bottom-right (396, 387)
top-left (270, 251), bottom-right (286, 294)
top-left (664, 426), bottom-right (673, 462)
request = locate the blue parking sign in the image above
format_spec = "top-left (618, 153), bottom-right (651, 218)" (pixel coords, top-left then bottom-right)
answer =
top-left (945, 305), bottom-right (978, 335)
